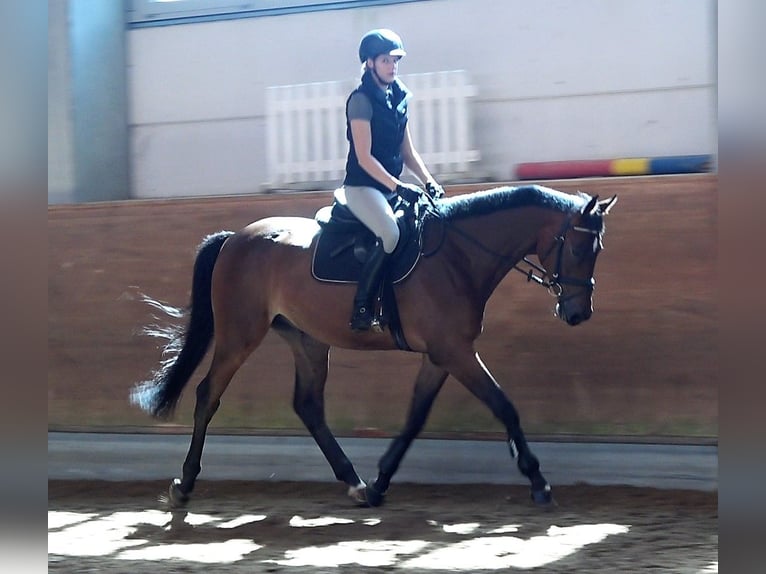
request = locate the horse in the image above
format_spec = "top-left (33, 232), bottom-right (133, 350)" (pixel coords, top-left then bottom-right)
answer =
top-left (131, 184), bottom-right (617, 508)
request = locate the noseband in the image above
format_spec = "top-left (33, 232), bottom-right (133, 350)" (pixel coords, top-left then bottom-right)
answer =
top-left (515, 215), bottom-right (601, 302)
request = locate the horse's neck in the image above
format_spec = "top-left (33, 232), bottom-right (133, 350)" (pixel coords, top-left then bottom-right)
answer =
top-left (444, 206), bottom-right (556, 299)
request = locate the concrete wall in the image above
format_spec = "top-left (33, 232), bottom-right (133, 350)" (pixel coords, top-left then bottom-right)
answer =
top-left (48, 0), bottom-right (131, 204)
top-left (126, 0), bottom-right (716, 198)
top-left (48, 175), bottom-right (717, 439)
top-left (46, 0), bottom-right (716, 202)
top-left (48, 0), bottom-right (76, 200)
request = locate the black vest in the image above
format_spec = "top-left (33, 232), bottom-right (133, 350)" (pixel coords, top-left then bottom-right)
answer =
top-left (343, 70), bottom-right (410, 194)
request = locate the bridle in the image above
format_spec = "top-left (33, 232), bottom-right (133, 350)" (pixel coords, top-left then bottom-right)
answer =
top-left (421, 199), bottom-right (602, 302)
top-left (514, 215), bottom-right (602, 302)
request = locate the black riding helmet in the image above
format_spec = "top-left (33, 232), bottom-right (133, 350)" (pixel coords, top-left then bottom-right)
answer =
top-left (358, 28), bottom-right (406, 63)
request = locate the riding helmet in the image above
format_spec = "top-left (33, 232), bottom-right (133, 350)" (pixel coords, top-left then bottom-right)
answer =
top-left (358, 29), bottom-right (406, 63)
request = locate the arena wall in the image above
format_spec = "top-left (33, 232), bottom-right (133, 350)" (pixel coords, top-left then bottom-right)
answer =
top-left (48, 174), bottom-right (716, 440)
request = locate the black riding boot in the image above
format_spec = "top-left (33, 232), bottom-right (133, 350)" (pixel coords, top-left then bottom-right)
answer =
top-left (350, 241), bottom-right (388, 332)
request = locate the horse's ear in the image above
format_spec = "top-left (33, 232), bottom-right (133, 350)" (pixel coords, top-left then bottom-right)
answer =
top-left (583, 195), bottom-right (599, 214)
top-left (598, 195), bottom-right (618, 215)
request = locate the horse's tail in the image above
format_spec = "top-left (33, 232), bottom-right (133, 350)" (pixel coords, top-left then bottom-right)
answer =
top-left (130, 230), bottom-right (235, 419)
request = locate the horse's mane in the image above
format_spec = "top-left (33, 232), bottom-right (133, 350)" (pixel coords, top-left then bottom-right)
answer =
top-left (436, 185), bottom-right (590, 221)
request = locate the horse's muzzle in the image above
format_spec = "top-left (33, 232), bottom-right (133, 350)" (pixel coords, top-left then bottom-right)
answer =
top-left (555, 302), bottom-right (592, 326)
top-left (565, 312), bottom-right (585, 326)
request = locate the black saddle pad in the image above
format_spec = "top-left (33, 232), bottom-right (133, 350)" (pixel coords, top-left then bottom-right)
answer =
top-left (311, 201), bottom-right (422, 284)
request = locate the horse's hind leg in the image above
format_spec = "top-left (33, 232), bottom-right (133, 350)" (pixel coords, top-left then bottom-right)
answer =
top-left (273, 320), bottom-right (366, 502)
top-left (365, 354), bottom-right (449, 507)
top-left (443, 347), bottom-right (553, 506)
top-left (168, 354), bottom-right (243, 506)
top-left (170, 318), bottom-right (270, 506)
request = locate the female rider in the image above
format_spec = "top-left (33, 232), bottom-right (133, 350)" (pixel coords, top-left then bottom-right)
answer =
top-left (343, 28), bottom-right (444, 331)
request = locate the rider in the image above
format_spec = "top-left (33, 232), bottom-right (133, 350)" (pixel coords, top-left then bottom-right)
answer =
top-left (343, 28), bottom-right (445, 332)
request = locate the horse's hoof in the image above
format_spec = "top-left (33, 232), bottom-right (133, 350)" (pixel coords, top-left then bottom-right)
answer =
top-left (531, 484), bottom-right (557, 508)
top-left (168, 478), bottom-right (190, 508)
top-left (347, 481), bottom-right (368, 506)
top-left (364, 482), bottom-right (386, 508)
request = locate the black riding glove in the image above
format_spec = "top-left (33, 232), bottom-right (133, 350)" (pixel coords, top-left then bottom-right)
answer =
top-left (395, 183), bottom-right (424, 204)
top-left (425, 181), bottom-right (445, 199)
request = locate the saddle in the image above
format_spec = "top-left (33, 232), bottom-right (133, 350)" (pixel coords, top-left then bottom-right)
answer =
top-left (312, 189), bottom-right (425, 350)
top-left (312, 189), bottom-right (422, 284)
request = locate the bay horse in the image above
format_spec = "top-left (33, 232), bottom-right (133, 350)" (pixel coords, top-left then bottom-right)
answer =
top-left (131, 184), bottom-right (617, 508)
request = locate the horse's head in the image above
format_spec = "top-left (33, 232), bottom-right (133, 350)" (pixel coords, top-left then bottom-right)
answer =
top-left (536, 194), bottom-right (618, 326)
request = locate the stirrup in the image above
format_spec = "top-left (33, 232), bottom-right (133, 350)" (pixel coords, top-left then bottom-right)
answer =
top-left (350, 304), bottom-right (373, 332)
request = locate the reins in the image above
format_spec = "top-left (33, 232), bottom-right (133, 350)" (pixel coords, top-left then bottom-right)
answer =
top-left (419, 194), bottom-right (599, 298)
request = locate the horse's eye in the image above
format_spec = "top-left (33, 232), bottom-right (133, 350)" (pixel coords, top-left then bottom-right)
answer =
top-left (571, 236), bottom-right (601, 260)
top-left (570, 245), bottom-right (586, 260)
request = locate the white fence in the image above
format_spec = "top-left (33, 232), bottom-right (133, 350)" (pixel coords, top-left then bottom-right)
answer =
top-left (265, 70), bottom-right (480, 189)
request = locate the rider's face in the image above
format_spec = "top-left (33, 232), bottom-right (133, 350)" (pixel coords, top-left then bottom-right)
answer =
top-left (369, 54), bottom-right (401, 85)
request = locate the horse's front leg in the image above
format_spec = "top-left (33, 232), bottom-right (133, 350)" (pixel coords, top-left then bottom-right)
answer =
top-left (444, 347), bottom-right (554, 506)
top-left (364, 354), bottom-right (449, 507)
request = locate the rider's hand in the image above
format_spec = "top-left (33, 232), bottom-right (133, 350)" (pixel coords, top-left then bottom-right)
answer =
top-left (395, 183), bottom-right (424, 204)
top-left (425, 181), bottom-right (445, 199)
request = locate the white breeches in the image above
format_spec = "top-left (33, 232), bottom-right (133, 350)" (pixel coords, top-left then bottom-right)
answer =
top-left (343, 185), bottom-right (400, 254)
